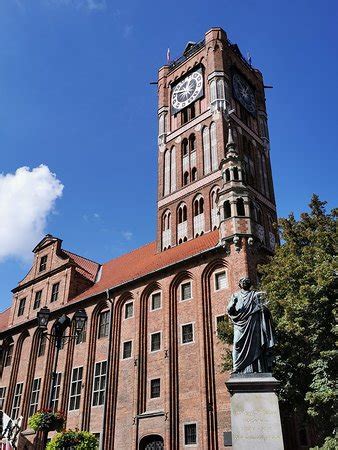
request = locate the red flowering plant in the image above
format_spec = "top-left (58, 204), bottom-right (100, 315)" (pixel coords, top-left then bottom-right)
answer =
top-left (28, 409), bottom-right (65, 432)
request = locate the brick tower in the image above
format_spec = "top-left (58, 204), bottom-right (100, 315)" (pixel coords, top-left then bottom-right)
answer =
top-left (156, 28), bottom-right (276, 257)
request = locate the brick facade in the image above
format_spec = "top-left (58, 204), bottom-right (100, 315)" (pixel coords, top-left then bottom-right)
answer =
top-left (0, 27), bottom-right (304, 450)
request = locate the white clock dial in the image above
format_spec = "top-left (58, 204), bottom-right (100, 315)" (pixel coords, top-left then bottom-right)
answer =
top-left (171, 70), bottom-right (203, 112)
top-left (233, 73), bottom-right (256, 115)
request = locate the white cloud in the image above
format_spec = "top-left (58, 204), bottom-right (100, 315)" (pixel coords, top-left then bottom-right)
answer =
top-left (0, 165), bottom-right (64, 262)
top-left (122, 230), bottom-right (133, 241)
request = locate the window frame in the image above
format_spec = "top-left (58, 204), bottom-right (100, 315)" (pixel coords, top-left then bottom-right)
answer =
top-left (0, 387), bottom-right (7, 410)
top-left (122, 340), bottom-right (133, 360)
top-left (69, 366), bottom-right (83, 411)
top-left (150, 291), bottom-right (162, 311)
top-left (180, 281), bottom-right (192, 302)
top-left (181, 322), bottom-right (195, 345)
top-left (4, 344), bottom-right (14, 367)
top-left (214, 270), bottom-right (228, 292)
top-left (149, 377), bottom-right (161, 399)
top-left (39, 255), bottom-right (48, 272)
top-left (150, 331), bottom-right (162, 353)
top-left (38, 333), bottom-right (47, 357)
top-left (51, 372), bottom-right (62, 411)
top-left (183, 422), bottom-right (198, 446)
top-left (50, 282), bottom-right (60, 303)
top-left (29, 378), bottom-right (41, 416)
top-left (92, 360), bottom-right (107, 407)
top-left (98, 310), bottom-right (110, 339)
top-left (17, 297), bottom-right (26, 317)
top-left (11, 382), bottom-right (24, 420)
top-left (33, 290), bottom-right (42, 310)
top-left (124, 301), bottom-right (134, 320)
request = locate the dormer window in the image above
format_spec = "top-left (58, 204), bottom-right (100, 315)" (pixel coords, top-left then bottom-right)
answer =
top-left (39, 255), bottom-right (47, 272)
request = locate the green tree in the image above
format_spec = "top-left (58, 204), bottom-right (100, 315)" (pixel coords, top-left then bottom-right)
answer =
top-left (258, 195), bottom-right (337, 445)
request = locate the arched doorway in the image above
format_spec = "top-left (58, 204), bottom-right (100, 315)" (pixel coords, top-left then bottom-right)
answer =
top-left (139, 434), bottom-right (164, 450)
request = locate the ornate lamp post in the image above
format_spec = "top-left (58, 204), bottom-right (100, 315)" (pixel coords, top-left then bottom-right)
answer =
top-left (36, 307), bottom-right (87, 448)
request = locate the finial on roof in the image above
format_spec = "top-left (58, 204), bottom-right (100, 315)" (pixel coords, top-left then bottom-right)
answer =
top-left (226, 120), bottom-right (238, 157)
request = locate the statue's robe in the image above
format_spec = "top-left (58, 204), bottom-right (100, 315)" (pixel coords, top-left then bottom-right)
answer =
top-left (227, 289), bottom-right (275, 373)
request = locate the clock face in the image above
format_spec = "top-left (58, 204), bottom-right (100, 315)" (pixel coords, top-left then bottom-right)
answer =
top-left (232, 73), bottom-right (256, 115)
top-left (171, 69), bottom-right (203, 113)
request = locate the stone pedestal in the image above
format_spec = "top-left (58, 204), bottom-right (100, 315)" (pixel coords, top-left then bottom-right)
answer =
top-left (226, 373), bottom-right (284, 450)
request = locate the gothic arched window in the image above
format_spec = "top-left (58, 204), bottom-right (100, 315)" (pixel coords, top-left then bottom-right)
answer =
top-left (236, 198), bottom-right (245, 216)
top-left (224, 201), bottom-right (231, 219)
top-left (210, 122), bottom-right (218, 171)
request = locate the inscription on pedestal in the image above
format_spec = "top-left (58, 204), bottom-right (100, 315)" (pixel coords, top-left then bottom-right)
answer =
top-left (231, 392), bottom-right (284, 450)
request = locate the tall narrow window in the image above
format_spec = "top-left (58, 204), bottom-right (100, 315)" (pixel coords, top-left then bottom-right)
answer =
top-left (233, 167), bottom-right (239, 180)
top-left (33, 290), bottom-right (42, 310)
top-left (29, 378), bottom-right (41, 416)
top-left (0, 387), bottom-right (6, 410)
top-left (189, 134), bottom-right (196, 152)
top-left (76, 320), bottom-right (86, 345)
top-left (210, 122), bottom-right (218, 171)
top-left (11, 383), bottom-right (23, 420)
top-left (39, 255), bottom-right (47, 272)
top-left (18, 298), bottom-right (26, 316)
top-left (163, 149), bottom-right (170, 196)
top-left (170, 146), bottom-right (176, 193)
top-left (151, 292), bottom-right (161, 311)
top-left (98, 311), bottom-right (110, 339)
top-left (150, 378), bottom-right (161, 398)
top-left (4, 344), bottom-right (14, 367)
top-left (181, 282), bottom-right (192, 301)
top-left (183, 171), bottom-right (189, 186)
top-left (51, 372), bottom-right (62, 411)
top-left (50, 283), bottom-right (60, 303)
top-left (150, 332), bottom-right (161, 352)
top-left (122, 341), bottom-right (132, 359)
top-left (38, 333), bottom-right (47, 357)
top-left (223, 201), bottom-right (231, 219)
top-left (191, 167), bottom-right (197, 181)
top-left (202, 127), bottom-right (211, 175)
top-left (184, 423), bottom-right (197, 445)
top-left (236, 198), bottom-right (245, 216)
top-left (92, 360), bottom-right (107, 406)
top-left (69, 367), bottom-right (83, 411)
top-left (124, 301), bottom-right (134, 319)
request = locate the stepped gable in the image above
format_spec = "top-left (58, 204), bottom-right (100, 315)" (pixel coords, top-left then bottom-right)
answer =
top-left (70, 230), bottom-right (219, 303)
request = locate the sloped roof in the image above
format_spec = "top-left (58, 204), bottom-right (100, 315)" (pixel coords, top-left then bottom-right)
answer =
top-left (0, 308), bottom-right (10, 333)
top-left (70, 230), bottom-right (219, 303)
top-left (63, 250), bottom-right (100, 283)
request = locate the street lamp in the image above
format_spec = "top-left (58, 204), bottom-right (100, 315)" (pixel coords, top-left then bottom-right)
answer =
top-left (36, 307), bottom-right (87, 449)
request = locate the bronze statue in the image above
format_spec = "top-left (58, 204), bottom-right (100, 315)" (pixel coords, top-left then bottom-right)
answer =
top-left (227, 277), bottom-right (275, 373)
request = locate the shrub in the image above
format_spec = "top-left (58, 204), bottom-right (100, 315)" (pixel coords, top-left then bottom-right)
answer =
top-left (28, 410), bottom-right (65, 432)
top-left (46, 429), bottom-right (99, 449)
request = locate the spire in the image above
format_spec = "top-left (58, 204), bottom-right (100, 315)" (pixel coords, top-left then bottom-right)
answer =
top-left (226, 120), bottom-right (238, 157)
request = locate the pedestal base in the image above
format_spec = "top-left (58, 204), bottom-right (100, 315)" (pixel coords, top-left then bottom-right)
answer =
top-left (226, 373), bottom-right (284, 450)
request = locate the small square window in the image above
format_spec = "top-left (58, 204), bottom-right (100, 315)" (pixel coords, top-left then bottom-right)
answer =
top-left (150, 378), bottom-right (160, 398)
top-left (182, 323), bottom-right (194, 344)
top-left (18, 298), bottom-right (26, 317)
top-left (33, 290), bottom-right (42, 310)
top-left (151, 292), bottom-right (161, 310)
top-left (122, 341), bottom-right (132, 359)
top-left (181, 282), bottom-right (192, 301)
top-left (184, 423), bottom-right (197, 445)
top-left (215, 271), bottom-right (227, 291)
top-left (125, 302), bottom-right (134, 319)
top-left (150, 332), bottom-right (161, 352)
top-left (39, 255), bottom-right (48, 272)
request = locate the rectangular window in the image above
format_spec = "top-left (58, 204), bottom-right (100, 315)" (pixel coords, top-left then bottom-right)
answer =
top-left (39, 255), bottom-right (47, 272)
top-left (18, 298), bottom-right (26, 316)
top-left (181, 282), bottom-right (192, 301)
top-left (150, 332), bottom-right (161, 352)
top-left (69, 367), bottom-right (83, 411)
top-left (29, 378), bottom-right (41, 416)
top-left (5, 344), bottom-right (14, 367)
top-left (51, 372), bottom-right (62, 411)
top-left (182, 323), bottom-right (194, 344)
top-left (151, 292), bottom-right (161, 310)
top-left (0, 387), bottom-right (6, 410)
top-left (11, 382), bottom-right (23, 420)
top-left (150, 378), bottom-right (160, 398)
top-left (122, 341), bottom-right (132, 359)
top-left (38, 333), bottom-right (47, 357)
top-left (98, 311), bottom-right (110, 339)
top-left (33, 290), bottom-right (42, 310)
top-left (76, 321), bottom-right (86, 345)
top-left (184, 423), bottom-right (197, 445)
top-left (124, 301), bottom-right (134, 319)
top-left (92, 360), bottom-right (107, 407)
top-left (215, 271), bottom-right (227, 291)
top-left (50, 282), bottom-right (60, 303)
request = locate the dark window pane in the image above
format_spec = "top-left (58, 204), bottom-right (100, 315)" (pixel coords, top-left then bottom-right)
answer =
top-left (151, 293), bottom-right (161, 310)
top-left (181, 282), bottom-right (192, 301)
top-left (50, 283), bottom-right (60, 303)
top-left (184, 423), bottom-right (197, 445)
top-left (182, 324), bottom-right (194, 344)
top-left (150, 378), bottom-right (160, 398)
top-left (39, 255), bottom-right (47, 272)
top-left (123, 341), bottom-right (132, 359)
top-left (151, 333), bottom-right (161, 352)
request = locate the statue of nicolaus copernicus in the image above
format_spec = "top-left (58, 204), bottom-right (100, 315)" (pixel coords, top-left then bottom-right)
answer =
top-left (227, 277), bottom-right (275, 374)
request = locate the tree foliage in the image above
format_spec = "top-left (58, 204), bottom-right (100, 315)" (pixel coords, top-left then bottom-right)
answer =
top-left (258, 195), bottom-right (337, 445)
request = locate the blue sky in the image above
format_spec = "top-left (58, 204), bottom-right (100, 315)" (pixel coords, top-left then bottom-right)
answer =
top-left (0, 0), bottom-right (337, 309)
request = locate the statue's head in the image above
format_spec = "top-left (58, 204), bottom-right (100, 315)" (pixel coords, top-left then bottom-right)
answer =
top-left (239, 277), bottom-right (252, 290)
